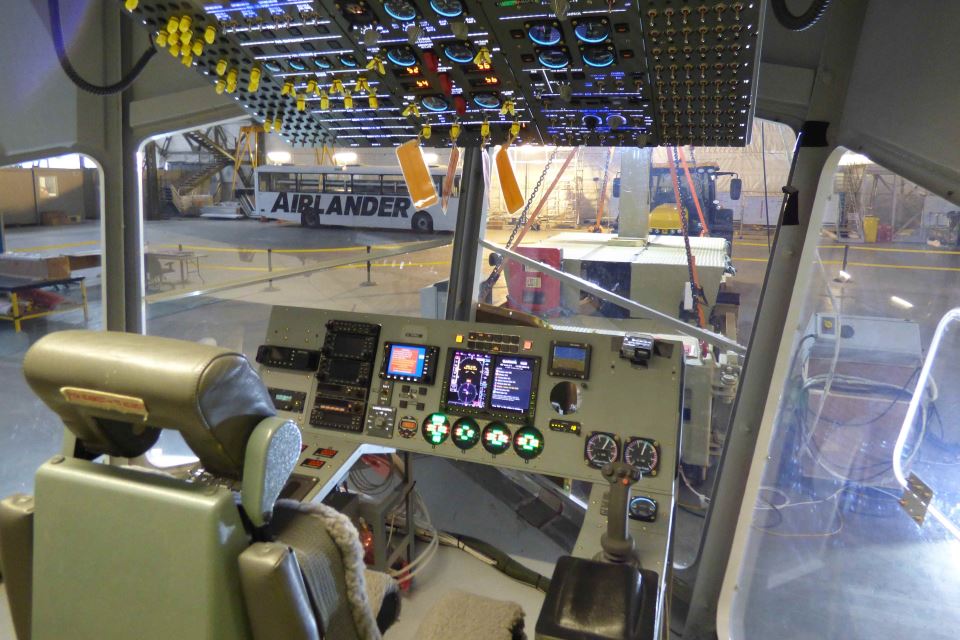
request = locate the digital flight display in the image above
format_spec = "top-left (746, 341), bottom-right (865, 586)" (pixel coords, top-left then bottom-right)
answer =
top-left (491, 356), bottom-right (537, 416)
top-left (443, 350), bottom-right (493, 412)
top-left (548, 341), bottom-right (592, 379)
top-left (386, 344), bottom-right (425, 376)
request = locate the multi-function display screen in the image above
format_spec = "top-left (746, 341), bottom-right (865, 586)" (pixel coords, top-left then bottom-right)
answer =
top-left (442, 349), bottom-right (540, 422)
top-left (381, 343), bottom-right (438, 383)
top-left (386, 344), bottom-right (427, 378)
top-left (444, 350), bottom-right (493, 410)
top-left (491, 356), bottom-right (537, 415)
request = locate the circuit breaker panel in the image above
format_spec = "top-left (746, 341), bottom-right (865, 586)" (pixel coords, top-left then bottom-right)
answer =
top-left (121, 1), bottom-right (761, 147)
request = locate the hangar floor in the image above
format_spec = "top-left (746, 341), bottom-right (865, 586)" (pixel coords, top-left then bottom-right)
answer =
top-left (1, 218), bottom-right (959, 638)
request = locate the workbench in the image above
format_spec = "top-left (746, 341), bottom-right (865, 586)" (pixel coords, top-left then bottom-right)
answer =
top-left (0, 275), bottom-right (88, 332)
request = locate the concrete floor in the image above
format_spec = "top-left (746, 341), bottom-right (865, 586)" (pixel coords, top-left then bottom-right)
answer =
top-left (2, 217), bottom-right (960, 638)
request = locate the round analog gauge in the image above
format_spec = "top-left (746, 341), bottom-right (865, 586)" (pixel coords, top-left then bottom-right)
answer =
top-left (430, 0), bottom-right (464, 18)
top-left (387, 47), bottom-right (418, 67)
top-left (623, 438), bottom-right (660, 476)
top-left (628, 496), bottom-right (658, 522)
top-left (473, 92), bottom-right (501, 110)
top-left (313, 56), bottom-right (332, 70)
top-left (452, 417), bottom-right (481, 450)
top-left (574, 20), bottom-right (609, 44)
top-left (443, 43), bottom-right (474, 64)
top-left (538, 49), bottom-right (570, 70)
top-left (528, 23), bottom-right (562, 46)
top-left (584, 432), bottom-right (619, 469)
top-left (398, 416), bottom-right (419, 439)
top-left (482, 422), bottom-right (513, 455)
top-left (263, 61), bottom-right (283, 73)
top-left (422, 413), bottom-right (451, 446)
top-left (421, 95), bottom-right (449, 112)
top-left (582, 114), bottom-right (602, 129)
top-left (582, 46), bottom-right (615, 68)
top-left (289, 58), bottom-right (308, 72)
top-left (339, 54), bottom-right (359, 68)
top-left (384, 0), bottom-right (417, 21)
top-left (606, 113), bottom-right (627, 129)
top-left (513, 426), bottom-right (545, 460)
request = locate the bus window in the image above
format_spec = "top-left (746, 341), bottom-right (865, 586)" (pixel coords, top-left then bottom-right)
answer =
top-left (451, 175), bottom-right (461, 198)
top-left (324, 173), bottom-right (351, 194)
top-left (259, 172), bottom-right (296, 193)
top-left (382, 175), bottom-right (409, 197)
top-left (352, 174), bottom-right (381, 195)
top-left (434, 176), bottom-right (444, 195)
top-left (298, 173), bottom-right (320, 193)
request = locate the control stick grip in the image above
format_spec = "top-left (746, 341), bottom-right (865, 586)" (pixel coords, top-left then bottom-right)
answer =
top-left (600, 462), bottom-right (643, 565)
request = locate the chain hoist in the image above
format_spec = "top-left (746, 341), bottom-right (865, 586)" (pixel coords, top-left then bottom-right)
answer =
top-left (480, 146), bottom-right (560, 301)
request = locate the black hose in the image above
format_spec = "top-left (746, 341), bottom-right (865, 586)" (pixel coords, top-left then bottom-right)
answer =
top-left (770, 0), bottom-right (834, 32)
top-left (48, 0), bottom-right (157, 95)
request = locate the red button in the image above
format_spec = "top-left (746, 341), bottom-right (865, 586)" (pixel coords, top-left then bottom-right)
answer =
top-left (301, 459), bottom-right (326, 469)
top-left (315, 448), bottom-right (338, 458)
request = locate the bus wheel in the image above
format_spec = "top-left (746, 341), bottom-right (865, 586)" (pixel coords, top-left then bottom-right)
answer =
top-left (411, 211), bottom-right (434, 233)
top-left (302, 210), bottom-right (321, 228)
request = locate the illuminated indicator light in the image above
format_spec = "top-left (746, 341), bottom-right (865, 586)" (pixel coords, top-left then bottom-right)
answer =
top-left (314, 57), bottom-right (332, 69)
top-left (406, 66), bottom-right (422, 76)
top-left (300, 458), bottom-right (326, 469)
top-left (415, 79), bottom-right (431, 88)
top-left (422, 413), bottom-right (451, 446)
top-left (455, 335), bottom-right (463, 343)
top-left (452, 417), bottom-right (481, 450)
top-left (513, 426), bottom-right (544, 460)
top-left (314, 448), bottom-right (338, 458)
top-left (482, 423), bottom-right (512, 455)
top-left (522, 340), bottom-right (533, 350)
top-left (340, 54), bottom-right (359, 68)
top-left (483, 76), bottom-right (500, 85)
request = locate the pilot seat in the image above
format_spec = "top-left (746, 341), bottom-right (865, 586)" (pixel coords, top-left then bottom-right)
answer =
top-left (0, 330), bottom-right (401, 640)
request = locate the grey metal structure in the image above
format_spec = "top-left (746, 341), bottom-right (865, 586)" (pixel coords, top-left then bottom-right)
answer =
top-left (257, 306), bottom-right (685, 635)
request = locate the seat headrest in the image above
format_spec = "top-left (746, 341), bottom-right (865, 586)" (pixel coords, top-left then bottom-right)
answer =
top-left (23, 330), bottom-right (276, 479)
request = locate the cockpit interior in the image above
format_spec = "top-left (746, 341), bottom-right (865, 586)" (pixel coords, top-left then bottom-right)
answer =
top-left (0, 1), bottom-right (958, 639)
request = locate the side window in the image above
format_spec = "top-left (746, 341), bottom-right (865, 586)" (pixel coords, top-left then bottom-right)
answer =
top-left (352, 174), bottom-right (381, 195)
top-left (382, 175), bottom-right (409, 197)
top-left (324, 173), bottom-right (351, 194)
top-left (298, 173), bottom-right (320, 193)
top-left (271, 172), bottom-right (297, 192)
top-left (451, 175), bottom-right (461, 198)
top-left (258, 172), bottom-right (271, 192)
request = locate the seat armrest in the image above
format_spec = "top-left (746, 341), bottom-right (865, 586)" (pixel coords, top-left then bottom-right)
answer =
top-left (0, 494), bottom-right (35, 640)
top-left (239, 542), bottom-right (321, 640)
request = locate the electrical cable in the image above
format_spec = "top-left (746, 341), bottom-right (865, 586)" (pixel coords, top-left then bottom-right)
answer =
top-left (770, 0), bottom-right (834, 32)
top-left (48, 0), bottom-right (157, 95)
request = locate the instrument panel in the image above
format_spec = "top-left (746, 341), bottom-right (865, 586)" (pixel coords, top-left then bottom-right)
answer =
top-left (120, 1), bottom-right (761, 147)
top-left (257, 306), bottom-right (684, 490)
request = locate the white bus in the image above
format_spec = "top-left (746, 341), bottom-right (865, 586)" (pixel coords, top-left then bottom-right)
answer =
top-left (255, 165), bottom-right (459, 233)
